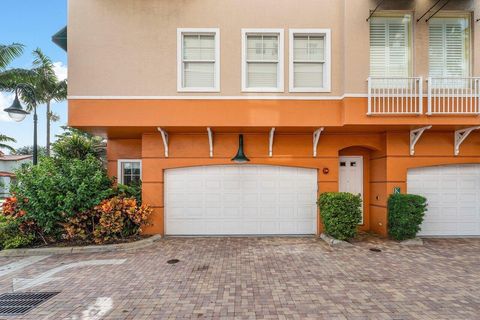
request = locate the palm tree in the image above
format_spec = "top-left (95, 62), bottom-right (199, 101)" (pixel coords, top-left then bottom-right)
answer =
top-left (0, 43), bottom-right (29, 91)
top-left (0, 43), bottom-right (23, 69)
top-left (29, 49), bottom-right (67, 156)
top-left (0, 134), bottom-right (16, 153)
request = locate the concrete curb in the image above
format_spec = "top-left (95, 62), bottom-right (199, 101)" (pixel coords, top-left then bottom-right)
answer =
top-left (0, 235), bottom-right (162, 257)
top-left (320, 233), bottom-right (353, 247)
top-left (400, 237), bottom-right (424, 246)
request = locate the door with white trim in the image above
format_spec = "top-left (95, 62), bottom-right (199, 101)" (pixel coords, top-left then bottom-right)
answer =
top-left (339, 156), bottom-right (364, 223)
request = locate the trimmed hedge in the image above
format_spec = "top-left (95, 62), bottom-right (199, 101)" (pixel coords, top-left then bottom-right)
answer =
top-left (318, 192), bottom-right (362, 241)
top-left (388, 193), bottom-right (427, 241)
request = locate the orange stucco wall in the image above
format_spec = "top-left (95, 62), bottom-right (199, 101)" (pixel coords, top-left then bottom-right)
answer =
top-left (106, 129), bottom-right (480, 237)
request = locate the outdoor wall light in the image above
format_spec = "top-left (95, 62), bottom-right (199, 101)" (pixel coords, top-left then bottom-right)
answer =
top-left (231, 134), bottom-right (250, 163)
top-left (322, 168), bottom-right (329, 174)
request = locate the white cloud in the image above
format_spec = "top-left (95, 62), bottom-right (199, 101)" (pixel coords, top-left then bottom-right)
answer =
top-left (53, 61), bottom-right (68, 81)
top-left (0, 92), bottom-right (14, 122)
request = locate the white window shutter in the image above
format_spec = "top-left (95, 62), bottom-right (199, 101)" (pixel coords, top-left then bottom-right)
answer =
top-left (429, 18), bottom-right (469, 78)
top-left (370, 16), bottom-right (410, 77)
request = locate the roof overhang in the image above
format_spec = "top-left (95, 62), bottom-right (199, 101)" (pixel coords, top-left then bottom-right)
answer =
top-left (52, 26), bottom-right (67, 51)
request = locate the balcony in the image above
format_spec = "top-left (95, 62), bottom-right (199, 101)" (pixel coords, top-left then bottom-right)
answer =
top-left (367, 77), bottom-right (480, 116)
top-left (427, 77), bottom-right (480, 115)
top-left (367, 77), bottom-right (423, 115)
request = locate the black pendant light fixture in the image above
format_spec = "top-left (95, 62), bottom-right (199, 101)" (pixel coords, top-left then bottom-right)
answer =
top-left (231, 134), bottom-right (250, 163)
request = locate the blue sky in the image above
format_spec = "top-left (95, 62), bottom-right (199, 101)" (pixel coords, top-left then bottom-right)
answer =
top-left (0, 0), bottom-right (67, 153)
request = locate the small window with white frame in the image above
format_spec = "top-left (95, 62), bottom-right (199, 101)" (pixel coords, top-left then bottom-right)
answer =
top-left (177, 28), bottom-right (220, 92)
top-left (242, 29), bottom-right (284, 92)
top-left (289, 29), bottom-right (331, 92)
top-left (117, 160), bottom-right (142, 185)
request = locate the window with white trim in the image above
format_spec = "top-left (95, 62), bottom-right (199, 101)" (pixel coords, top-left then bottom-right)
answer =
top-left (117, 160), bottom-right (142, 185)
top-left (289, 29), bottom-right (331, 92)
top-left (177, 28), bottom-right (220, 92)
top-left (429, 16), bottom-right (470, 78)
top-left (242, 29), bottom-right (284, 92)
top-left (369, 15), bottom-right (412, 77)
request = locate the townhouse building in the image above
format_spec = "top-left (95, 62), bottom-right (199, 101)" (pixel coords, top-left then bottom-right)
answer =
top-left (64, 0), bottom-right (480, 237)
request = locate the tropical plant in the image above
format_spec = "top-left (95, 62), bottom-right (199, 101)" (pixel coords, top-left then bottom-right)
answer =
top-left (0, 197), bottom-right (35, 249)
top-left (318, 192), bottom-right (362, 241)
top-left (0, 43), bottom-right (24, 70)
top-left (11, 155), bottom-right (113, 237)
top-left (63, 196), bottom-right (152, 244)
top-left (0, 43), bottom-right (32, 95)
top-left (0, 134), bottom-right (16, 153)
top-left (28, 49), bottom-right (67, 156)
top-left (0, 215), bottom-right (34, 250)
top-left (53, 127), bottom-right (106, 161)
top-left (388, 194), bottom-right (427, 241)
top-left (115, 182), bottom-right (142, 204)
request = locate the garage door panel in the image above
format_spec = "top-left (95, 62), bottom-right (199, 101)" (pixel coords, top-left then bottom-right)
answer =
top-left (165, 165), bottom-right (317, 235)
top-left (408, 165), bottom-right (480, 236)
top-left (204, 208), bottom-right (223, 218)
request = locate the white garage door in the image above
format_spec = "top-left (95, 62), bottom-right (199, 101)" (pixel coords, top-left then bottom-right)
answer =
top-left (165, 165), bottom-right (318, 235)
top-left (407, 164), bottom-right (480, 236)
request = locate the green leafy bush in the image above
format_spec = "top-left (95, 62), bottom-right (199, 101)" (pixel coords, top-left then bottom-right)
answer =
top-left (115, 182), bottom-right (142, 205)
top-left (11, 155), bottom-right (113, 237)
top-left (53, 128), bottom-right (106, 161)
top-left (388, 193), bottom-right (427, 241)
top-left (318, 192), bottom-right (362, 241)
top-left (0, 215), bottom-right (34, 250)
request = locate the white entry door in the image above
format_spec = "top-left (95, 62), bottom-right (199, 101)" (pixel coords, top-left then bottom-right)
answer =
top-left (339, 156), bottom-right (364, 223)
top-left (407, 164), bottom-right (480, 236)
top-left (165, 165), bottom-right (318, 235)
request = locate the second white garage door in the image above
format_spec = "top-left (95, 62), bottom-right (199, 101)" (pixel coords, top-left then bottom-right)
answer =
top-left (165, 165), bottom-right (318, 235)
top-left (407, 164), bottom-right (480, 236)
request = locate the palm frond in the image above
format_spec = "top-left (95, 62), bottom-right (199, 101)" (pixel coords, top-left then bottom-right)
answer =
top-left (0, 43), bottom-right (24, 70)
top-left (52, 79), bottom-right (67, 102)
top-left (0, 134), bottom-right (16, 153)
top-left (0, 68), bottom-right (36, 92)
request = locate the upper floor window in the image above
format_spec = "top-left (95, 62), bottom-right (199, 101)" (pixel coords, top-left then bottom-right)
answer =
top-left (289, 29), bottom-right (331, 92)
top-left (177, 28), bottom-right (220, 92)
top-left (242, 29), bottom-right (284, 92)
top-left (429, 16), bottom-right (470, 78)
top-left (370, 14), bottom-right (412, 77)
top-left (117, 160), bottom-right (141, 186)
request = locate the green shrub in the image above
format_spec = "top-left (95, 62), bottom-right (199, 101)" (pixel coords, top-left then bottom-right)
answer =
top-left (318, 192), bottom-right (362, 241)
top-left (388, 193), bottom-right (427, 241)
top-left (115, 182), bottom-right (142, 205)
top-left (0, 215), bottom-right (33, 250)
top-left (53, 129), bottom-right (106, 161)
top-left (11, 155), bottom-right (113, 237)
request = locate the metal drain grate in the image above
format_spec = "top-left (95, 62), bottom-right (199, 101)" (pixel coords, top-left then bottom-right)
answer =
top-left (0, 292), bottom-right (60, 316)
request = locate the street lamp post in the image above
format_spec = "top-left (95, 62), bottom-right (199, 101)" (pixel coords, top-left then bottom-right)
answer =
top-left (3, 85), bottom-right (38, 165)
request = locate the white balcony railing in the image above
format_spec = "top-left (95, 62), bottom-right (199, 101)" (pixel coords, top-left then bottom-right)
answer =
top-left (367, 77), bottom-right (423, 115)
top-left (427, 77), bottom-right (480, 115)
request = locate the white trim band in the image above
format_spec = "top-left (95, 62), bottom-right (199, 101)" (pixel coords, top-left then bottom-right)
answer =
top-left (68, 94), bottom-right (368, 100)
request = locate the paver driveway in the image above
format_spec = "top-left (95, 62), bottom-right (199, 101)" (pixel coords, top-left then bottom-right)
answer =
top-left (0, 236), bottom-right (479, 319)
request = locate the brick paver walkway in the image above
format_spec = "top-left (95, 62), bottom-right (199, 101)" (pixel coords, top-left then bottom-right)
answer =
top-left (0, 236), bottom-right (479, 319)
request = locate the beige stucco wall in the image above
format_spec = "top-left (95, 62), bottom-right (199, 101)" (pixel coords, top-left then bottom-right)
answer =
top-left (68, 0), bottom-right (477, 97)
